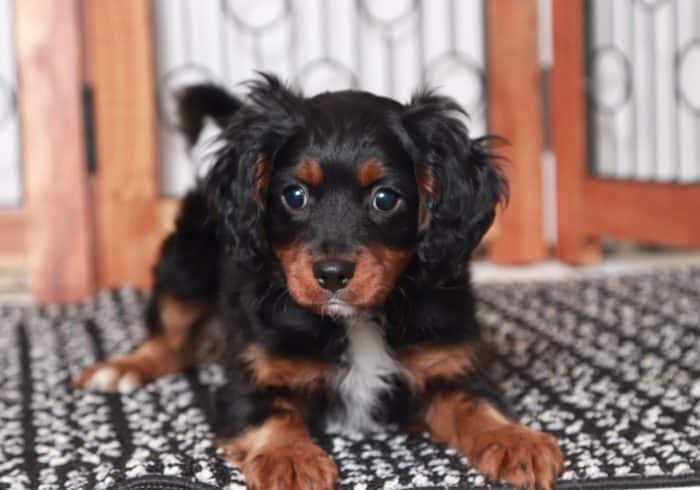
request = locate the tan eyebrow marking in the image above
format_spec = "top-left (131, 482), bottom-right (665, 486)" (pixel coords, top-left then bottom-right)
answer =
top-left (357, 158), bottom-right (387, 187)
top-left (295, 159), bottom-right (323, 187)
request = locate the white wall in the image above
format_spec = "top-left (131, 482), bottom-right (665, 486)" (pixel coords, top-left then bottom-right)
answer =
top-left (588, 0), bottom-right (700, 183)
top-left (0, 0), bottom-right (21, 207)
top-left (152, 0), bottom-right (487, 196)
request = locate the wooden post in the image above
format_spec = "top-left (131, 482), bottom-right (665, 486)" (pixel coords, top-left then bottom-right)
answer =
top-left (486, 0), bottom-right (548, 264)
top-left (551, 0), bottom-right (600, 264)
top-left (83, 0), bottom-right (161, 289)
top-left (14, 0), bottom-right (95, 303)
top-left (0, 210), bottom-right (26, 257)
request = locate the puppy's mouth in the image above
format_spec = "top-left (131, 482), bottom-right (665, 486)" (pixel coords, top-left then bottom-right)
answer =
top-left (273, 243), bottom-right (413, 317)
top-left (320, 298), bottom-right (356, 318)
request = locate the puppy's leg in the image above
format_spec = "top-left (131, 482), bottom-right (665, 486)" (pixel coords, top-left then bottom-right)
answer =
top-left (74, 189), bottom-right (220, 392)
top-left (426, 392), bottom-right (564, 490)
top-left (218, 399), bottom-right (338, 490)
top-left (74, 292), bottom-right (206, 392)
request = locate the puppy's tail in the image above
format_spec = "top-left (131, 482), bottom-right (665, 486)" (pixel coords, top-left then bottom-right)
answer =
top-left (176, 84), bottom-right (243, 147)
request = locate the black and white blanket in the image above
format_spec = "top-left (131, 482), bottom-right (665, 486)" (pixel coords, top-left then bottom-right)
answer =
top-left (1, 267), bottom-right (699, 489)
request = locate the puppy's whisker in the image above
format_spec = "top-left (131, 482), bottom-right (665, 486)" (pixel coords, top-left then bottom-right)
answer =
top-left (250, 284), bottom-right (277, 310)
top-left (402, 273), bottom-right (418, 283)
top-left (268, 287), bottom-right (290, 312)
top-left (275, 289), bottom-right (292, 313)
top-left (394, 285), bottom-right (408, 302)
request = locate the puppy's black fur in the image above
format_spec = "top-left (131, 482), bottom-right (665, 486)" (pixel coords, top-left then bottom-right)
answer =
top-left (151, 75), bottom-right (507, 431)
top-left (78, 74), bottom-right (564, 490)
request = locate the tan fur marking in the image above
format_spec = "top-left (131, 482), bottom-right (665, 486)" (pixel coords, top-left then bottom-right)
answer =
top-left (241, 344), bottom-right (333, 391)
top-left (255, 159), bottom-right (271, 198)
top-left (74, 294), bottom-right (205, 390)
top-left (159, 293), bottom-right (204, 351)
top-left (273, 243), bottom-right (412, 312)
top-left (357, 158), bottom-right (387, 187)
top-left (73, 335), bottom-right (190, 390)
top-left (399, 343), bottom-right (476, 391)
top-left (425, 393), bottom-right (564, 490)
top-left (272, 243), bottom-right (329, 312)
top-left (416, 164), bottom-right (435, 228)
top-left (340, 246), bottom-right (413, 308)
top-left (219, 400), bottom-right (338, 489)
top-left (416, 163), bottom-right (436, 195)
top-left (221, 404), bottom-right (302, 464)
top-left (295, 159), bottom-right (323, 187)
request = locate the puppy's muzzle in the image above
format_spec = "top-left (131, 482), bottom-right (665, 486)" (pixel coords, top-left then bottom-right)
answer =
top-left (312, 259), bottom-right (356, 292)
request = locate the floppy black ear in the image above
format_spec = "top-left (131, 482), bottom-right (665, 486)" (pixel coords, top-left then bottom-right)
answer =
top-left (203, 74), bottom-right (305, 271)
top-left (402, 91), bottom-right (508, 283)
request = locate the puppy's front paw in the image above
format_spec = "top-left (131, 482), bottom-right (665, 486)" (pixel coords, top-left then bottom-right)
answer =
top-left (73, 359), bottom-right (147, 393)
top-left (470, 425), bottom-right (563, 490)
top-left (234, 442), bottom-right (338, 490)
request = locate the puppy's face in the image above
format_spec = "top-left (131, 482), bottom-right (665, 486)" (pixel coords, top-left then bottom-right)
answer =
top-left (264, 98), bottom-right (421, 316)
top-left (207, 76), bottom-right (507, 317)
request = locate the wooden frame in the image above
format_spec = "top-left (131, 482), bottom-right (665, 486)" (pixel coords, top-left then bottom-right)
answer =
top-left (14, 0), bottom-right (95, 302)
top-left (485, 0), bottom-right (548, 264)
top-left (0, 210), bottom-right (26, 257)
top-left (75, 0), bottom-right (558, 294)
top-left (5, 0), bottom-right (167, 301)
top-left (551, 0), bottom-right (601, 264)
top-left (159, 198), bottom-right (180, 235)
top-left (551, 0), bottom-right (700, 260)
top-left (83, 0), bottom-right (161, 290)
top-left (12, 0), bottom-right (546, 300)
top-left (584, 180), bottom-right (700, 248)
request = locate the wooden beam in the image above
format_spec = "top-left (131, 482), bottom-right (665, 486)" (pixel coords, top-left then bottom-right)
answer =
top-left (486, 0), bottom-right (548, 264)
top-left (159, 198), bottom-right (180, 236)
top-left (584, 180), bottom-right (700, 248)
top-left (83, 0), bottom-right (160, 290)
top-left (551, 0), bottom-right (600, 264)
top-left (14, 0), bottom-right (95, 303)
top-left (0, 210), bottom-right (26, 256)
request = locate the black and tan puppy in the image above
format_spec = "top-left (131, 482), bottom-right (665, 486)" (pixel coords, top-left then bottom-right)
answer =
top-left (75, 73), bottom-right (563, 490)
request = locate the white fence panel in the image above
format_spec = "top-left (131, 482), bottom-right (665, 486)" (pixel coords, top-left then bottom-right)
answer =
top-left (0, 0), bottom-right (21, 207)
top-left (153, 0), bottom-right (487, 196)
top-left (588, 0), bottom-right (700, 183)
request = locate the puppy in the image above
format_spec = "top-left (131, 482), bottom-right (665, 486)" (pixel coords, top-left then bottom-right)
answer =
top-left (75, 73), bottom-right (563, 490)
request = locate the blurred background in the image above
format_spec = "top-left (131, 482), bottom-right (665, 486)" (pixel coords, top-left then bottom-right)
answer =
top-left (0, 0), bottom-right (699, 303)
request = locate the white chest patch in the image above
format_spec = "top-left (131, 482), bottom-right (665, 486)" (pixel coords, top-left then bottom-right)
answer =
top-left (330, 312), bottom-right (401, 433)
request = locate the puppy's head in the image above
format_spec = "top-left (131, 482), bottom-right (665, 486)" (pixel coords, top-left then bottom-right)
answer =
top-left (207, 74), bottom-right (507, 317)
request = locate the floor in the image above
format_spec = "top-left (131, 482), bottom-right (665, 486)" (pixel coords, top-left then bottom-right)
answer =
top-left (472, 249), bottom-right (700, 283)
top-left (0, 257), bottom-right (28, 304)
top-left (3, 250), bottom-right (700, 490)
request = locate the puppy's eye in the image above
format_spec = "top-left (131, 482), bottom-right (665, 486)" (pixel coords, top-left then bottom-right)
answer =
top-left (372, 188), bottom-right (400, 213)
top-left (282, 185), bottom-right (308, 210)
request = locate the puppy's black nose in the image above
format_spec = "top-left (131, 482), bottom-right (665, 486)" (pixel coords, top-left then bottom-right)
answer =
top-left (312, 259), bottom-right (355, 292)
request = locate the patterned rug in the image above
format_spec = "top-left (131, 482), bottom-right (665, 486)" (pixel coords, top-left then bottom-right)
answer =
top-left (1, 267), bottom-right (699, 489)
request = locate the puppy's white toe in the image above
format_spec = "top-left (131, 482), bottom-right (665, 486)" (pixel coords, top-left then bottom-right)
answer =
top-left (86, 366), bottom-right (119, 391)
top-left (117, 371), bottom-right (142, 393)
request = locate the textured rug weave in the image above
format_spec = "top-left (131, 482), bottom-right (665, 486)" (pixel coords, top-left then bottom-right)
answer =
top-left (1, 267), bottom-right (699, 489)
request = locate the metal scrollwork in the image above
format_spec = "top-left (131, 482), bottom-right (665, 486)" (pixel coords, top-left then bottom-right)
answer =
top-left (0, 76), bottom-right (16, 129)
top-left (588, 45), bottom-right (633, 114)
top-left (675, 39), bottom-right (700, 116)
top-left (157, 63), bottom-right (216, 131)
top-left (221, 0), bottom-right (291, 33)
top-left (424, 52), bottom-right (486, 114)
